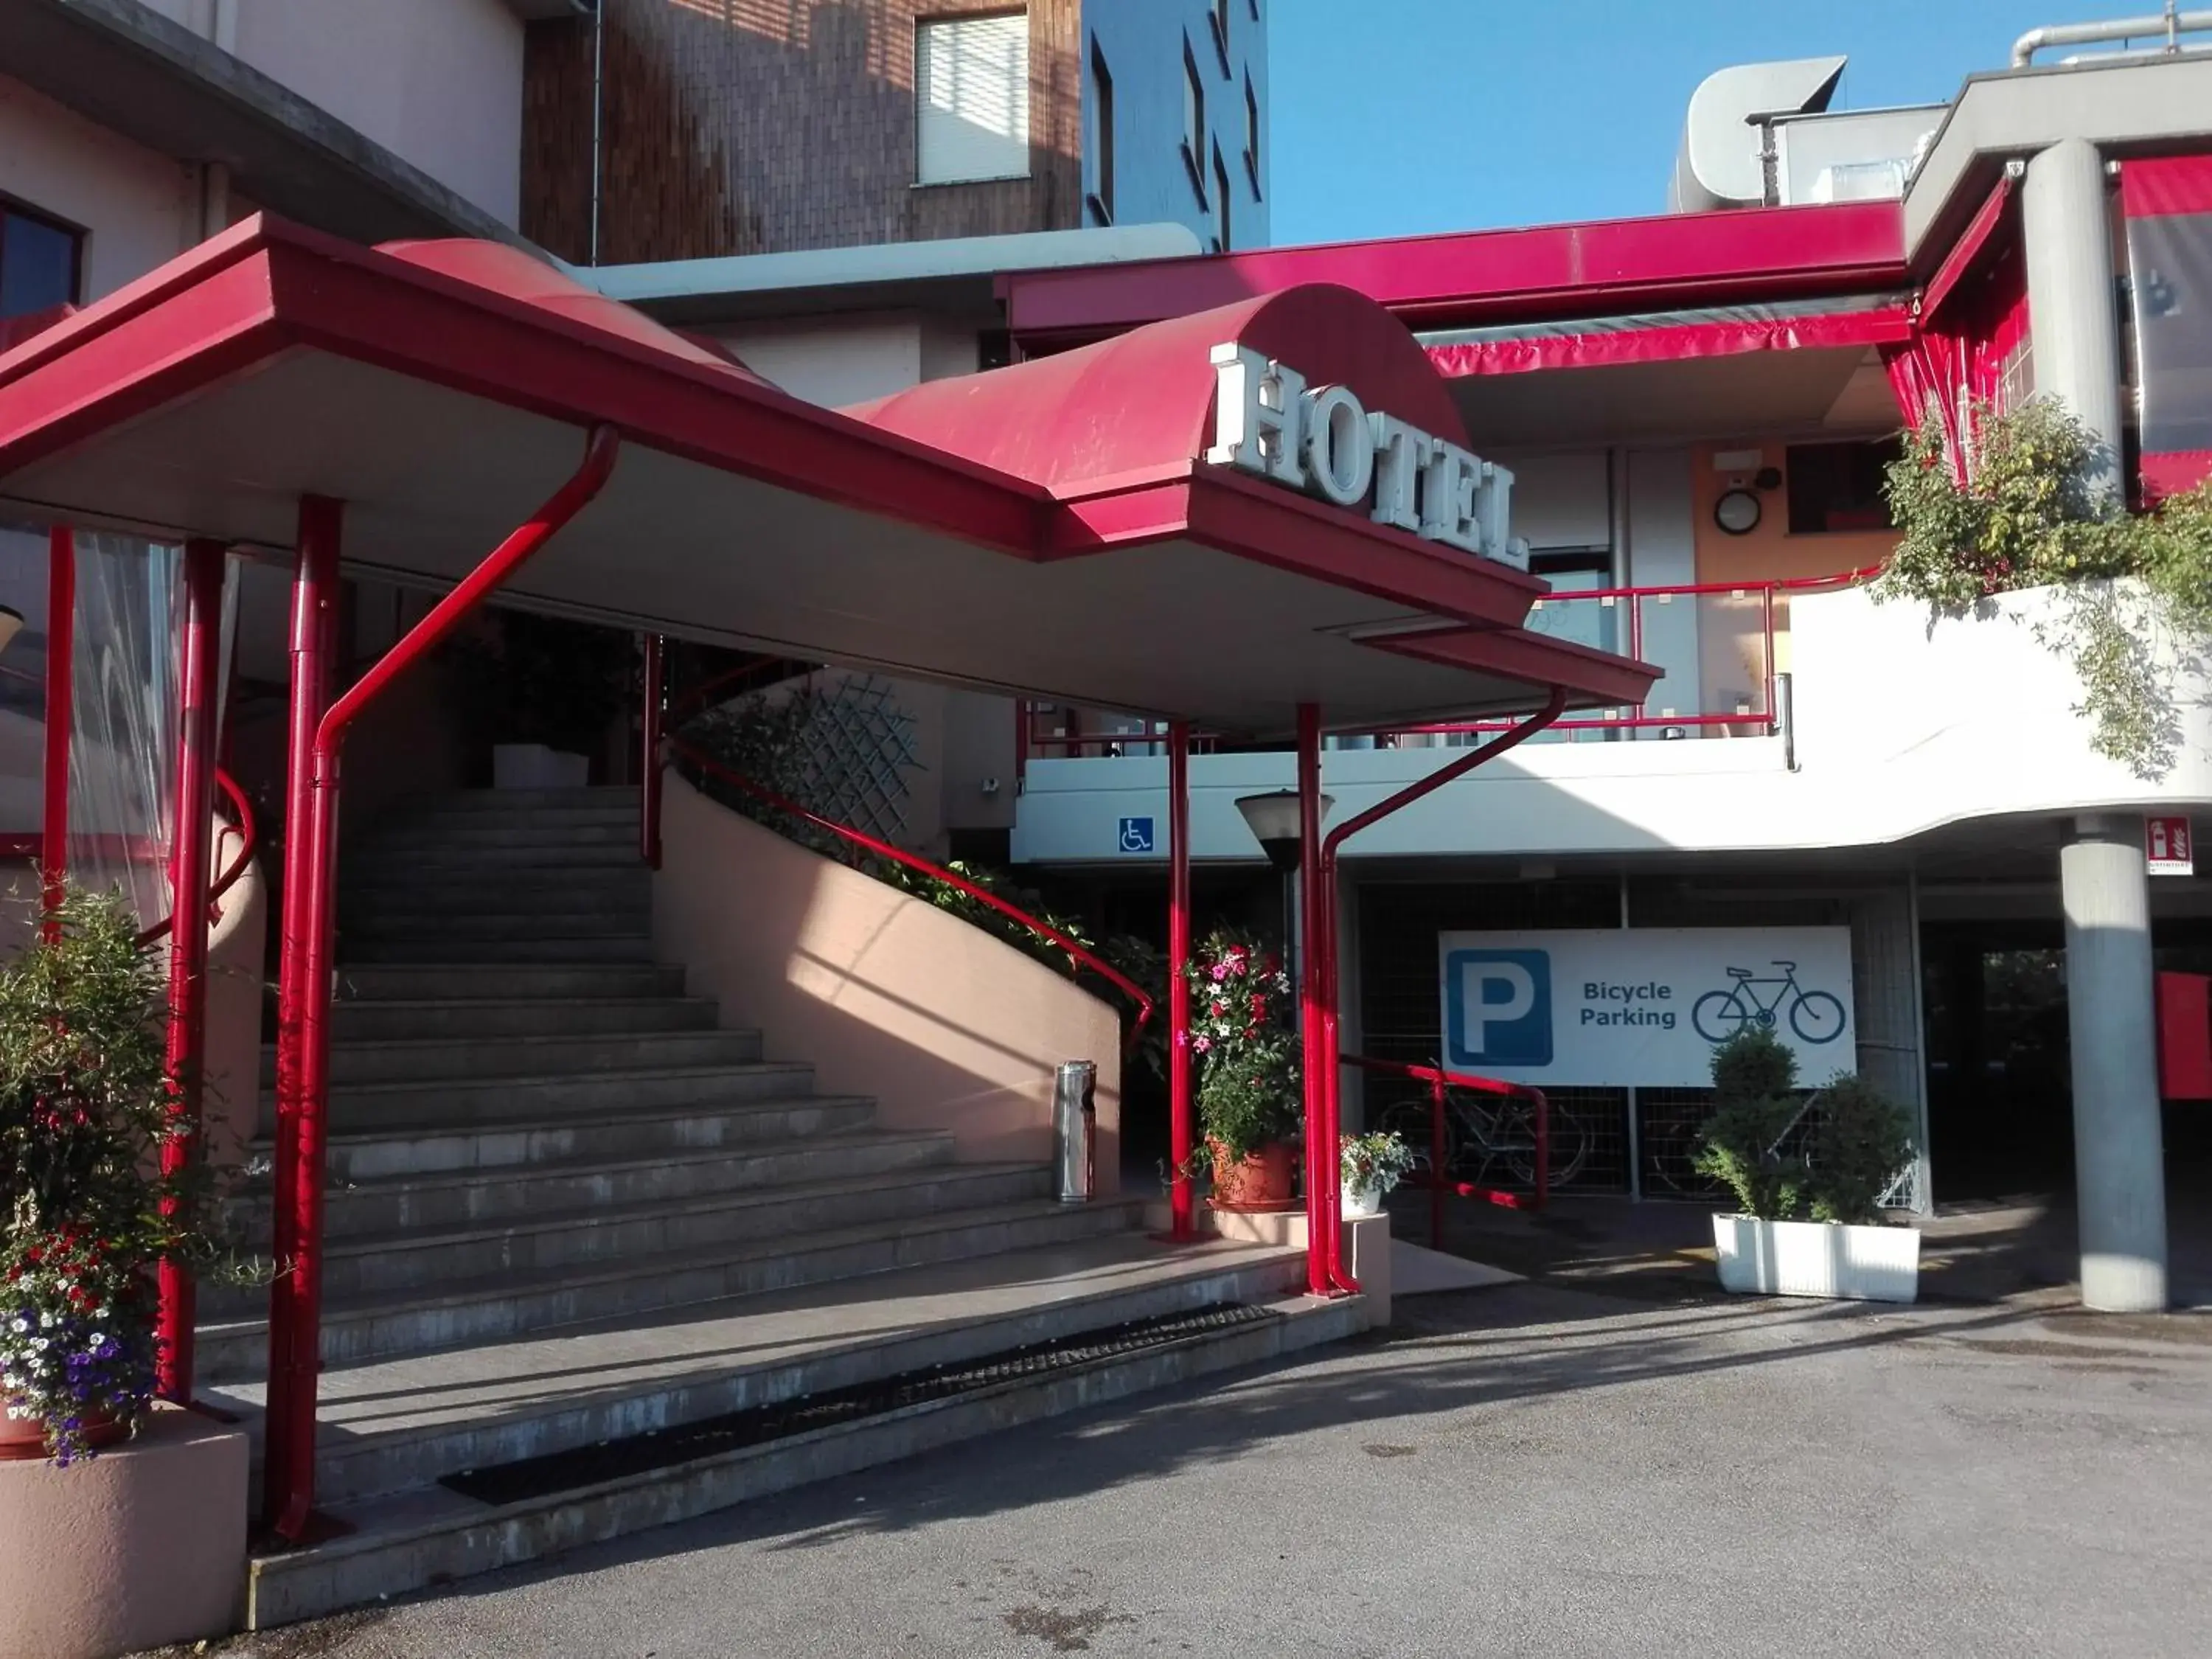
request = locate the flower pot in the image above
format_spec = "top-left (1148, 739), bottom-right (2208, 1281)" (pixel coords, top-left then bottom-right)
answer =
top-left (0, 1404), bottom-right (125, 1463)
top-left (1340, 1179), bottom-right (1386, 1220)
top-left (1208, 1139), bottom-right (1298, 1211)
top-left (492, 742), bottom-right (590, 790)
top-left (1711, 1214), bottom-right (1921, 1304)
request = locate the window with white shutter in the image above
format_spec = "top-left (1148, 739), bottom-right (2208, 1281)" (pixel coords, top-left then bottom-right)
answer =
top-left (916, 13), bottom-right (1032, 186)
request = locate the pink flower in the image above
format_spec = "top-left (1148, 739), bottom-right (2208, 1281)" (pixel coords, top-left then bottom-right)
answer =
top-left (1210, 964), bottom-right (1230, 982)
top-left (1194, 1036), bottom-right (1212, 1053)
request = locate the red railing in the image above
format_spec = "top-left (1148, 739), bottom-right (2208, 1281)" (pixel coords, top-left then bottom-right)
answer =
top-left (135, 767), bottom-right (259, 948)
top-left (1340, 1053), bottom-right (1549, 1252)
top-left (661, 730), bottom-right (1155, 1050)
top-left (1018, 565), bottom-right (1885, 757)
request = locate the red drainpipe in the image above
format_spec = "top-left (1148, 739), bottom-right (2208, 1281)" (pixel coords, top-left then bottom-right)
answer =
top-left (262, 425), bottom-right (621, 1541)
top-left (1295, 703), bottom-right (1330, 1298)
top-left (1166, 718), bottom-right (1194, 1240)
top-left (1314, 687), bottom-right (1568, 1293)
top-left (641, 632), bottom-right (664, 869)
top-left (154, 538), bottom-right (228, 1405)
top-left (41, 526), bottom-right (74, 942)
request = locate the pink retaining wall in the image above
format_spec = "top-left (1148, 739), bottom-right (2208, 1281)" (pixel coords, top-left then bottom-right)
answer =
top-left (653, 776), bottom-right (1121, 1187)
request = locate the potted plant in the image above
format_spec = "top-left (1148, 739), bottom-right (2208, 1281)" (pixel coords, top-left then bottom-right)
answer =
top-left (1339, 1129), bottom-right (1414, 1219)
top-left (457, 610), bottom-right (635, 790)
top-left (1186, 930), bottom-right (1301, 1210)
top-left (1, 889), bottom-right (224, 1463)
top-left (1697, 1029), bottom-right (1921, 1304)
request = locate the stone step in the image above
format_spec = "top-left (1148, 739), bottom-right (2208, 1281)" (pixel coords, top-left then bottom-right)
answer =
top-left (334, 963), bottom-right (687, 1004)
top-left (383, 801), bottom-right (641, 833)
top-left (238, 1276), bottom-right (1359, 1628)
top-left (343, 908), bottom-right (652, 942)
top-left (341, 870), bottom-right (651, 917)
top-left (261, 1060), bottom-right (820, 1137)
top-left (349, 841), bottom-right (644, 874)
top-left (218, 1236), bottom-right (1307, 1507)
top-left (319, 1094), bottom-right (880, 1186)
top-left (263, 1027), bottom-right (765, 1088)
top-left (328, 996), bottom-right (718, 1043)
top-left (339, 936), bottom-right (658, 964)
top-left (210, 1165), bottom-right (1055, 1310)
top-left (197, 1198), bottom-right (1150, 1382)
top-left (366, 819), bottom-right (640, 852)
top-left (234, 1127), bottom-right (953, 1239)
top-left (392, 787), bottom-right (641, 815)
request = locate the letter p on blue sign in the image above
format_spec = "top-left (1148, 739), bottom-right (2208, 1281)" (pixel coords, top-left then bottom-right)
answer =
top-left (1444, 949), bottom-right (1551, 1069)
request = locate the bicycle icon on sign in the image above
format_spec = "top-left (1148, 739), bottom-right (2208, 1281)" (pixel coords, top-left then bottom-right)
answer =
top-left (1691, 961), bottom-right (1846, 1046)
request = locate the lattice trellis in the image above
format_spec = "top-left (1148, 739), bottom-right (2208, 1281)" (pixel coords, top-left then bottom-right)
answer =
top-left (785, 674), bottom-right (921, 844)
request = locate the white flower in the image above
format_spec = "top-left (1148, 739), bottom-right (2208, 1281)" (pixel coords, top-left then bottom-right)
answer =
top-left (8, 1319), bottom-right (25, 1335)
top-left (87, 1332), bottom-right (105, 1347)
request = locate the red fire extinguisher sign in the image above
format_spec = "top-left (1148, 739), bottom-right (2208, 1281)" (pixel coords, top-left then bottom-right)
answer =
top-left (2148, 815), bottom-right (2195, 877)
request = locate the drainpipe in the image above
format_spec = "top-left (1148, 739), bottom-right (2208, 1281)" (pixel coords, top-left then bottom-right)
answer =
top-left (1295, 704), bottom-right (1329, 1297)
top-left (262, 426), bottom-right (620, 1541)
top-left (153, 539), bottom-right (228, 1405)
top-left (1313, 688), bottom-right (1568, 1293)
top-left (1166, 719), bottom-right (1194, 1241)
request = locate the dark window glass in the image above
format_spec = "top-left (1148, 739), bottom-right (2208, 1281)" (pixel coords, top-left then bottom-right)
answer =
top-left (1088, 37), bottom-right (1114, 224)
top-left (1, 209), bottom-right (81, 319)
top-left (1214, 145), bottom-right (1231, 251)
top-left (1785, 438), bottom-right (1901, 534)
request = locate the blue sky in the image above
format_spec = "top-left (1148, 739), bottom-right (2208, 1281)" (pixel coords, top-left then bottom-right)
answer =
top-left (1267, 1), bottom-right (2142, 244)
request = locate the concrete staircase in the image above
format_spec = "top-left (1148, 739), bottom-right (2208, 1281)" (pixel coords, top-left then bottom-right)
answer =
top-left (204, 785), bottom-right (1359, 1628)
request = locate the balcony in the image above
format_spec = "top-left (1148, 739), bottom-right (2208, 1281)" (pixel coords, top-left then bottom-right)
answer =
top-left (1010, 579), bottom-right (2212, 864)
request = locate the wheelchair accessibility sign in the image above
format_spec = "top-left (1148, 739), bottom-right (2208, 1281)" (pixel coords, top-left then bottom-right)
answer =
top-left (1116, 817), bottom-right (1155, 855)
top-left (1439, 927), bottom-right (1855, 1088)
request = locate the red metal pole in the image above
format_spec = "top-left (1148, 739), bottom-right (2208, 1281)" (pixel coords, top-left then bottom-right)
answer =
top-left (41, 526), bottom-right (74, 941)
top-left (1317, 687), bottom-right (1569, 1290)
top-left (263, 496), bottom-right (340, 1534)
top-left (266, 426), bottom-right (619, 1543)
top-left (1295, 703), bottom-right (1330, 1298)
top-left (641, 633), bottom-right (664, 869)
top-left (1761, 585), bottom-right (1778, 731)
top-left (154, 539), bottom-right (226, 1405)
top-left (1166, 719), bottom-right (1194, 1241)
top-left (1430, 1074), bottom-right (1447, 1251)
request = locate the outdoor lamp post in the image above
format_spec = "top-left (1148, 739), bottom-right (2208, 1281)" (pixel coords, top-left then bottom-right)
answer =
top-left (1236, 787), bottom-right (1332, 1025)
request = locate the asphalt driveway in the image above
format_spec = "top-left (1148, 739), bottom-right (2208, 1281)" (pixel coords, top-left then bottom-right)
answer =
top-left (174, 1275), bottom-right (2212, 1659)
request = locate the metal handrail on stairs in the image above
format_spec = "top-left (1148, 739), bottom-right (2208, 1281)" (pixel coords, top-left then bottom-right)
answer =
top-left (136, 766), bottom-right (260, 948)
top-left (660, 731), bottom-right (1155, 1052)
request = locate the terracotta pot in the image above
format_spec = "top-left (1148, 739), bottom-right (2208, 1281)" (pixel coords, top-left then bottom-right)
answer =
top-left (0, 1402), bottom-right (125, 1462)
top-left (1207, 1138), bottom-right (1298, 1211)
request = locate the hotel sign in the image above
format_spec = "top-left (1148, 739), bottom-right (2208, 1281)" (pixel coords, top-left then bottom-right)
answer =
top-left (1205, 342), bottom-right (1528, 570)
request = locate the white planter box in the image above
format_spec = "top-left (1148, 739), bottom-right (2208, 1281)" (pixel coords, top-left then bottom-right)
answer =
top-left (1711, 1214), bottom-right (1920, 1304)
top-left (493, 743), bottom-right (590, 790)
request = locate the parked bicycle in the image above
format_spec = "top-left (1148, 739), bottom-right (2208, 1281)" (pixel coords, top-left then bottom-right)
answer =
top-left (1691, 960), bottom-right (1846, 1046)
top-left (1374, 1069), bottom-right (1592, 1192)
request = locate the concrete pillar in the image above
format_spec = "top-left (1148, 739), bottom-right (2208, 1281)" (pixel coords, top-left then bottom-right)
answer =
top-left (2061, 814), bottom-right (2167, 1311)
top-left (2022, 139), bottom-right (2124, 509)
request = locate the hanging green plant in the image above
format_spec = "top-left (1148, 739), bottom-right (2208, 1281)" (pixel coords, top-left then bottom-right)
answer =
top-left (1875, 398), bottom-right (2212, 778)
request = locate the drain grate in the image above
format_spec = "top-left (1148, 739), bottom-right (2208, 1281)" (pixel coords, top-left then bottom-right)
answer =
top-left (439, 1301), bottom-right (1277, 1507)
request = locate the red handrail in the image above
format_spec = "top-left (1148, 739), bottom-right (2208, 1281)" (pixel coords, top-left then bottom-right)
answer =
top-left (136, 767), bottom-right (258, 948)
top-left (663, 731), bottom-right (1155, 1051)
top-left (1340, 1052), bottom-right (1550, 1251)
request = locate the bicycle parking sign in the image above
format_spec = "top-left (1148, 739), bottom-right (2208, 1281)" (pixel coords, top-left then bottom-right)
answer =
top-left (1439, 927), bottom-right (1856, 1088)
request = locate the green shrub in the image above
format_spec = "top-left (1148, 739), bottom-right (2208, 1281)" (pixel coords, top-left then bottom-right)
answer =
top-left (1694, 1029), bottom-right (1810, 1220)
top-left (1806, 1074), bottom-right (1916, 1225)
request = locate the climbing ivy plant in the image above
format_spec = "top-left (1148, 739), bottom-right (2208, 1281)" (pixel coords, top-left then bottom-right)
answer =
top-left (1875, 398), bottom-right (2212, 778)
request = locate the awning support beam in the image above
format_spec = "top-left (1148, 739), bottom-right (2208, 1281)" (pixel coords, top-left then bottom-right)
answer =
top-left (262, 425), bottom-right (621, 1542)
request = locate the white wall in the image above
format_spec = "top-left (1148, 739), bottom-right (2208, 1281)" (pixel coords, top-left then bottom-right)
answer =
top-left (1011, 584), bottom-right (2212, 864)
top-left (714, 314), bottom-right (928, 408)
top-left (139, 0), bottom-right (524, 229)
top-left (0, 74), bottom-right (195, 303)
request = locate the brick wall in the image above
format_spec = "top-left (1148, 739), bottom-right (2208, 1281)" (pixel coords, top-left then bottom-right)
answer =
top-left (524, 0), bottom-right (1082, 264)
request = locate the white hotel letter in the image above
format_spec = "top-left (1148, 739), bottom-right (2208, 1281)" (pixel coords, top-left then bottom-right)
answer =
top-left (1206, 342), bottom-right (1307, 488)
top-left (1301, 384), bottom-right (1376, 507)
top-left (1368, 411), bottom-right (1432, 534)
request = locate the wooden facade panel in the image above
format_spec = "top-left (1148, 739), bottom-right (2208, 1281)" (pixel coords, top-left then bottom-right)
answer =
top-left (523, 0), bottom-right (1083, 264)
